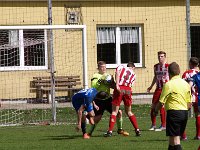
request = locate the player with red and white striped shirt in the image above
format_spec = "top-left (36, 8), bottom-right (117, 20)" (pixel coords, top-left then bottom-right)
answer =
top-left (147, 51), bottom-right (169, 131)
top-left (104, 62), bottom-right (141, 137)
top-left (181, 57), bottom-right (200, 140)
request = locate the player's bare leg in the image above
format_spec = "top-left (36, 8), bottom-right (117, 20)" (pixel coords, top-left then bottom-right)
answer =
top-left (168, 136), bottom-right (182, 150)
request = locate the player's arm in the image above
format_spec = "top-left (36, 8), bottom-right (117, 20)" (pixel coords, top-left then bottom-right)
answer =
top-left (92, 101), bottom-right (99, 111)
top-left (186, 83), bottom-right (192, 110)
top-left (188, 76), bottom-right (196, 105)
top-left (110, 75), bottom-right (116, 89)
top-left (115, 68), bottom-right (120, 92)
top-left (76, 105), bottom-right (85, 131)
top-left (91, 75), bottom-right (99, 89)
top-left (147, 68), bottom-right (156, 92)
top-left (154, 83), bottom-right (170, 115)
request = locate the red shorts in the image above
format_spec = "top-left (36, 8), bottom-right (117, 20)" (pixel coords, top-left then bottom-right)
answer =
top-left (152, 88), bottom-right (162, 104)
top-left (112, 85), bottom-right (132, 106)
top-left (193, 102), bottom-right (198, 113)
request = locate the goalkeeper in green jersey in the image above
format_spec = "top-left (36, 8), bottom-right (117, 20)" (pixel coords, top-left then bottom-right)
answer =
top-left (88, 61), bottom-right (129, 136)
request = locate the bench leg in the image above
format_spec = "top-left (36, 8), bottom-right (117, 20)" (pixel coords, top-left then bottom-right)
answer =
top-left (36, 89), bottom-right (43, 103)
top-left (68, 90), bottom-right (73, 100)
top-left (47, 93), bottom-right (52, 104)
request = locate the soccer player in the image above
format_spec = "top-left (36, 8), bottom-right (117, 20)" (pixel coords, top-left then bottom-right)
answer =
top-left (190, 70), bottom-right (200, 140)
top-left (147, 51), bottom-right (169, 131)
top-left (154, 62), bottom-right (192, 150)
top-left (181, 57), bottom-right (199, 140)
top-left (88, 61), bottom-right (129, 136)
top-left (72, 88), bottom-right (98, 139)
top-left (104, 62), bottom-right (141, 137)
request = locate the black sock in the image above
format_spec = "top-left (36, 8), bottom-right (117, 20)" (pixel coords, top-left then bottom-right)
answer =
top-left (168, 145), bottom-right (174, 150)
top-left (174, 145), bottom-right (182, 150)
top-left (81, 122), bottom-right (86, 135)
top-left (89, 124), bottom-right (96, 135)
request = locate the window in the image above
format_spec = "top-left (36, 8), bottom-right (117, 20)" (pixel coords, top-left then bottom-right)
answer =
top-left (97, 26), bottom-right (143, 68)
top-left (191, 25), bottom-right (200, 61)
top-left (0, 29), bottom-right (48, 71)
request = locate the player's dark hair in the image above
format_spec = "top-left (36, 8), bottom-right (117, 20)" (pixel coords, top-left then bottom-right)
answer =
top-left (158, 51), bottom-right (166, 57)
top-left (127, 62), bottom-right (135, 67)
top-left (168, 62), bottom-right (180, 76)
top-left (97, 61), bottom-right (106, 68)
top-left (189, 57), bottom-right (199, 67)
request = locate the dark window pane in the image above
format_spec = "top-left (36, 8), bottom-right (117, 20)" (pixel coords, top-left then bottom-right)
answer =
top-left (0, 48), bottom-right (19, 67)
top-left (23, 30), bottom-right (45, 66)
top-left (97, 43), bottom-right (116, 64)
top-left (121, 43), bottom-right (139, 64)
top-left (191, 26), bottom-right (200, 61)
top-left (0, 30), bottom-right (9, 45)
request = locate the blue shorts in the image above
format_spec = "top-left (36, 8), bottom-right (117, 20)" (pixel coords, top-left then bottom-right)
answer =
top-left (72, 88), bottom-right (97, 112)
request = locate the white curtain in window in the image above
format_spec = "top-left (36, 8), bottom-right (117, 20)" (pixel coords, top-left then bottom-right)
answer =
top-left (9, 30), bottom-right (18, 46)
top-left (120, 27), bottom-right (138, 44)
top-left (97, 27), bottom-right (115, 44)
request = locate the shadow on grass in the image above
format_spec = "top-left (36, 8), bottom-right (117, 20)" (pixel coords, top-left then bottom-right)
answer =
top-left (130, 139), bottom-right (167, 142)
top-left (42, 133), bottom-right (107, 140)
top-left (42, 134), bottom-right (81, 140)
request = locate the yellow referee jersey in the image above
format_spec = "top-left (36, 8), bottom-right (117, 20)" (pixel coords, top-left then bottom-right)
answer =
top-left (159, 75), bottom-right (192, 110)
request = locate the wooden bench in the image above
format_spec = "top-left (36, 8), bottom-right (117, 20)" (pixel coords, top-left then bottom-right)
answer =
top-left (31, 75), bottom-right (82, 103)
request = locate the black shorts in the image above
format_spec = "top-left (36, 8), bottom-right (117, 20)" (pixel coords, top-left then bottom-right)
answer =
top-left (94, 97), bottom-right (112, 116)
top-left (166, 110), bottom-right (188, 136)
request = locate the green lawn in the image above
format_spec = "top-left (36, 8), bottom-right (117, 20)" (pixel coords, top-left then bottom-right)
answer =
top-left (0, 105), bottom-right (199, 150)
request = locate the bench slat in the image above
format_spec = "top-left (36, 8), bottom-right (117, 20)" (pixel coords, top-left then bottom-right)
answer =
top-left (42, 87), bottom-right (82, 92)
top-left (34, 82), bottom-right (81, 87)
top-left (33, 79), bottom-right (80, 83)
top-left (33, 75), bottom-right (80, 80)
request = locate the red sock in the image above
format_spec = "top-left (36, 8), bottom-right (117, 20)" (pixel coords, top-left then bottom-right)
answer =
top-left (160, 107), bottom-right (166, 127)
top-left (129, 115), bottom-right (139, 130)
top-left (196, 116), bottom-right (200, 137)
top-left (108, 115), bottom-right (116, 132)
top-left (181, 131), bottom-right (187, 139)
top-left (150, 108), bottom-right (156, 126)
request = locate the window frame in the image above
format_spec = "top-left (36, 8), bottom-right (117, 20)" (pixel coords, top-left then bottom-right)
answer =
top-left (190, 24), bottom-right (200, 61)
top-left (97, 25), bottom-right (143, 68)
top-left (0, 29), bottom-right (48, 71)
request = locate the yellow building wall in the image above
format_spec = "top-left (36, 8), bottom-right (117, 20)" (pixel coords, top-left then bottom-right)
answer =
top-left (0, 0), bottom-right (200, 99)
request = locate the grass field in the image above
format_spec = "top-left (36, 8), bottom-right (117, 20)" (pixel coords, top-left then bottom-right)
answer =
top-left (0, 105), bottom-right (199, 150)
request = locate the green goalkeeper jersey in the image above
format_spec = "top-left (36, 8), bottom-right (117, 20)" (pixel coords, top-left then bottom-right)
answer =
top-left (91, 73), bottom-right (111, 99)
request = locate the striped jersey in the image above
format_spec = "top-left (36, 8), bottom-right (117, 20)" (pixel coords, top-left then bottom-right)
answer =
top-left (154, 62), bottom-right (169, 89)
top-left (182, 69), bottom-right (199, 102)
top-left (182, 69), bottom-right (199, 82)
top-left (116, 65), bottom-right (136, 87)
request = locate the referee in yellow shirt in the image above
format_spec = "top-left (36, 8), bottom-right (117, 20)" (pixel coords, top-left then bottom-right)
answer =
top-left (154, 62), bottom-right (192, 150)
